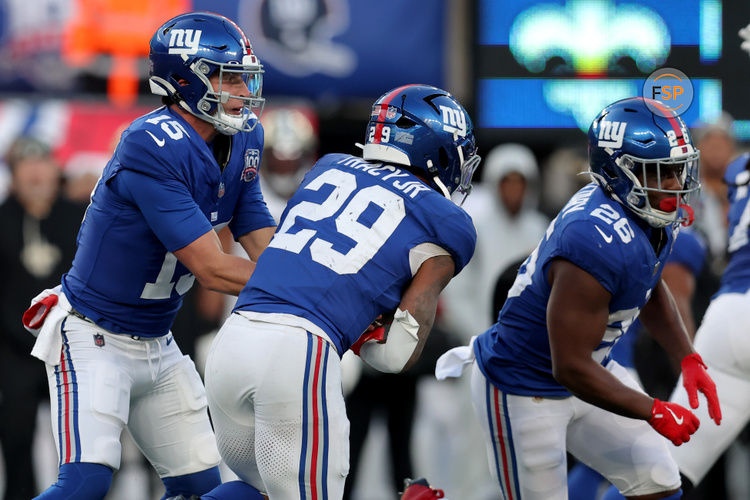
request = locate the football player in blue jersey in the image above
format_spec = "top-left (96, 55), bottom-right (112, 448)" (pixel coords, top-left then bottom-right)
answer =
top-left (200, 84), bottom-right (480, 499)
top-left (437, 97), bottom-right (722, 500)
top-left (24, 12), bottom-right (277, 500)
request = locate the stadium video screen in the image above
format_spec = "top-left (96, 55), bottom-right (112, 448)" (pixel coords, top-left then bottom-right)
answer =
top-left (475, 0), bottom-right (750, 139)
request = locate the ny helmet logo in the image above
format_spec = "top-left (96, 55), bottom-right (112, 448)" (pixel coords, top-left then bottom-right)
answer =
top-left (168, 29), bottom-right (202, 55)
top-left (439, 105), bottom-right (467, 137)
top-left (597, 120), bottom-right (627, 148)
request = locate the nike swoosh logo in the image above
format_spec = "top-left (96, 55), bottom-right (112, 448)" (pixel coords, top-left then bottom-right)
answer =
top-left (146, 130), bottom-right (165, 147)
top-left (666, 407), bottom-right (684, 425)
top-left (595, 225), bottom-right (613, 243)
top-left (166, 336), bottom-right (173, 345)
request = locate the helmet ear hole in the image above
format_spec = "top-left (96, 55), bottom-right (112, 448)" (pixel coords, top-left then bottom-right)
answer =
top-left (438, 147), bottom-right (450, 169)
top-left (395, 116), bottom-right (415, 129)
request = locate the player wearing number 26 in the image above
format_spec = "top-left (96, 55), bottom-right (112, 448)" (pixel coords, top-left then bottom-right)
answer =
top-left (202, 84), bottom-right (479, 499)
top-left (27, 12), bottom-right (277, 500)
top-left (436, 97), bottom-right (721, 500)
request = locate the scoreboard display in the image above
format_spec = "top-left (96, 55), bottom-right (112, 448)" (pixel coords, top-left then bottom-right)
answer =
top-left (475, 0), bottom-right (750, 140)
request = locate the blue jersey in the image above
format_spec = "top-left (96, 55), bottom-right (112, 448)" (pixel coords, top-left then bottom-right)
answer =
top-left (62, 106), bottom-right (275, 337)
top-left (234, 154), bottom-right (476, 355)
top-left (474, 183), bottom-right (675, 396)
top-left (721, 153), bottom-right (750, 295)
top-left (609, 228), bottom-right (706, 368)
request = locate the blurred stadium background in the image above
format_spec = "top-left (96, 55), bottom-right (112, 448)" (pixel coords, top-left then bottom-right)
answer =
top-left (1, 0), bottom-right (750, 499)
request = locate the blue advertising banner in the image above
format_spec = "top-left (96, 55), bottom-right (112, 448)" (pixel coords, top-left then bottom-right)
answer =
top-left (195, 0), bottom-right (446, 98)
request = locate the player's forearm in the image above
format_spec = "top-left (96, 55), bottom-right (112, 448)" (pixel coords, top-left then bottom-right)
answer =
top-left (195, 254), bottom-right (254, 296)
top-left (640, 280), bottom-right (694, 363)
top-left (398, 303), bottom-right (436, 372)
top-left (553, 358), bottom-right (654, 420)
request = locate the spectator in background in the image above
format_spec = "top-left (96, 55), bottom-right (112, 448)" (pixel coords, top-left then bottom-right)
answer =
top-left (62, 124), bottom-right (127, 205)
top-left (442, 143), bottom-right (548, 339)
top-left (258, 105), bottom-right (318, 221)
top-left (0, 137), bottom-right (84, 499)
top-left (62, 153), bottom-right (107, 204)
top-left (692, 112), bottom-right (736, 271)
top-left (539, 146), bottom-right (590, 218)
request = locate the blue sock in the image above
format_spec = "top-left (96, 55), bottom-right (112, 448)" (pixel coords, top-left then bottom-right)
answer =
top-left (35, 462), bottom-right (112, 499)
top-left (161, 467), bottom-right (222, 499)
top-left (568, 463), bottom-right (606, 500)
top-left (602, 484), bottom-right (682, 499)
top-left (201, 480), bottom-right (264, 500)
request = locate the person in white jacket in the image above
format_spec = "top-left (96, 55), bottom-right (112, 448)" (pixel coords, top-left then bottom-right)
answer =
top-left (442, 143), bottom-right (549, 339)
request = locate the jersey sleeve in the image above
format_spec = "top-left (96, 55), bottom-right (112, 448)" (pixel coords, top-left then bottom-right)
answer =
top-left (229, 128), bottom-right (276, 239)
top-left (229, 168), bottom-right (276, 239)
top-left (108, 128), bottom-right (185, 182)
top-left (724, 153), bottom-right (750, 185)
top-left (428, 204), bottom-right (477, 275)
top-left (668, 229), bottom-right (706, 276)
top-left (553, 219), bottom-right (623, 295)
top-left (110, 169), bottom-right (212, 252)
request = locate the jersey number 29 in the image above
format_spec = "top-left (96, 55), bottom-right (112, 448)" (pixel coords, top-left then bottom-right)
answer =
top-left (269, 168), bottom-right (406, 274)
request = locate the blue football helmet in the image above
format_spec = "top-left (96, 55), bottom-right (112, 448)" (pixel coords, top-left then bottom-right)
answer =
top-left (588, 97), bottom-right (700, 227)
top-left (362, 84), bottom-right (481, 201)
top-left (149, 12), bottom-right (264, 135)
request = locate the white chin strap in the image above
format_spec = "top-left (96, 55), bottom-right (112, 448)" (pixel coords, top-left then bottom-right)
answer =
top-left (425, 159), bottom-right (451, 199)
top-left (432, 176), bottom-right (451, 199)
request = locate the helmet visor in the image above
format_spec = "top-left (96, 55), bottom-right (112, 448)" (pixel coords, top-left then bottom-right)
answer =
top-left (196, 58), bottom-right (265, 133)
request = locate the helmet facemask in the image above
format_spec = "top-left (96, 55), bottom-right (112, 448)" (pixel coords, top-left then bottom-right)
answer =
top-left (616, 150), bottom-right (701, 227)
top-left (454, 139), bottom-right (481, 205)
top-left (188, 56), bottom-right (265, 135)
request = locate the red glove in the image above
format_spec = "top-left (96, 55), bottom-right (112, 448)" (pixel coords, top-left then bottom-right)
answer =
top-left (681, 353), bottom-right (722, 425)
top-left (351, 326), bottom-right (386, 356)
top-left (22, 294), bottom-right (59, 331)
top-left (649, 399), bottom-right (700, 446)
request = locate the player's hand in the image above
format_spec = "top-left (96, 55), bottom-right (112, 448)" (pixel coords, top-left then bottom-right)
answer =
top-left (351, 326), bottom-right (386, 355)
top-left (740, 23), bottom-right (750, 55)
top-left (681, 353), bottom-right (722, 425)
top-left (648, 399), bottom-right (699, 446)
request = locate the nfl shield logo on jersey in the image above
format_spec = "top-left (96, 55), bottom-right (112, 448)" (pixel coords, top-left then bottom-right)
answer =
top-left (242, 149), bottom-right (260, 182)
top-left (93, 333), bottom-right (105, 347)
